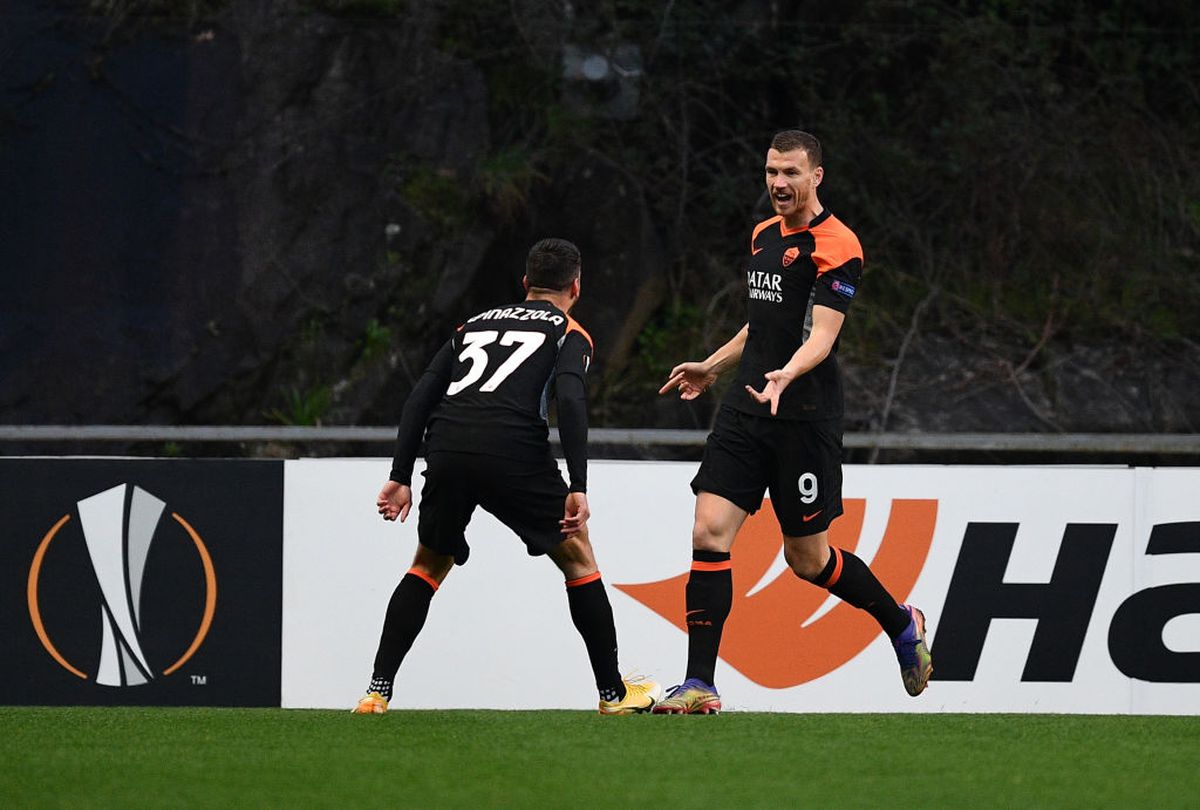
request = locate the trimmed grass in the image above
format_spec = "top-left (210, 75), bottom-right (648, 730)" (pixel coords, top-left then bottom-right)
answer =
top-left (1, 708), bottom-right (1197, 807)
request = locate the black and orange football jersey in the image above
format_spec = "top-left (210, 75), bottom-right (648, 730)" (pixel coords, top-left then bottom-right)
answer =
top-left (724, 209), bottom-right (864, 421)
top-left (391, 299), bottom-right (593, 491)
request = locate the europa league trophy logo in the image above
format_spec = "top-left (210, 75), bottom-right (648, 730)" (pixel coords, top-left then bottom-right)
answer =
top-left (77, 484), bottom-right (163, 687)
top-left (29, 482), bottom-right (217, 687)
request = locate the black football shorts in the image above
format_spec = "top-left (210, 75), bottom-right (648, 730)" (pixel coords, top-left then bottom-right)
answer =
top-left (690, 406), bottom-right (843, 537)
top-left (417, 450), bottom-right (569, 565)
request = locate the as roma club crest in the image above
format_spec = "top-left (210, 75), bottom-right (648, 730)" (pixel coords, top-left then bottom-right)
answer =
top-left (782, 247), bottom-right (800, 267)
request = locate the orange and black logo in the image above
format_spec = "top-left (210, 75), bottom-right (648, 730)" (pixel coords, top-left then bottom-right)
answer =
top-left (617, 498), bottom-right (937, 687)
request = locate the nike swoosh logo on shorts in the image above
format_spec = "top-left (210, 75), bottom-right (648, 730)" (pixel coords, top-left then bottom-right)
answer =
top-left (802, 510), bottom-right (823, 522)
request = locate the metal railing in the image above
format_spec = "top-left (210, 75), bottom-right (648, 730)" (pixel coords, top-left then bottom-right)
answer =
top-left (2, 425), bottom-right (1200, 455)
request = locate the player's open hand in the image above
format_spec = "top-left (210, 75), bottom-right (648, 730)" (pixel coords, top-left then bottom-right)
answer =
top-left (745, 369), bottom-right (794, 416)
top-left (377, 480), bottom-right (413, 522)
top-left (560, 491), bottom-right (590, 536)
top-left (660, 361), bottom-right (717, 400)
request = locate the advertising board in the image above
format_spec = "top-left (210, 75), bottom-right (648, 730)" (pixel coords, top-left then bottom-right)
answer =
top-left (280, 460), bottom-right (1200, 714)
top-left (1, 459), bottom-right (284, 706)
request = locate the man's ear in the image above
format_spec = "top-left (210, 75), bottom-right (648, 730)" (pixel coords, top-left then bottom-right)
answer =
top-left (522, 275), bottom-right (530, 292)
top-left (570, 276), bottom-right (581, 299)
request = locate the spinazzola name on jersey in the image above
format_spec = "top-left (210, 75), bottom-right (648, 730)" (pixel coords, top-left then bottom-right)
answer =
top-left (747, 270), bottom-right (783, 303)
top-left (467, 306), bottom-right (567, 326)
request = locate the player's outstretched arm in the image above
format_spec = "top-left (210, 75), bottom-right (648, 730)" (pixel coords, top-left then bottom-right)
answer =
top-left (746, 306), bottom-right (844, 415)
top-left (377, 480), bottom-right (413, 522)
top-left (659, 323), bottom-right (748, 399)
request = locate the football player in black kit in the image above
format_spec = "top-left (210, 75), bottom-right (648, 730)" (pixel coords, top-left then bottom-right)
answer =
top-left (655, 131), bottom-right (932, 713)
top-left (354, 238), bottom-right (661, 715)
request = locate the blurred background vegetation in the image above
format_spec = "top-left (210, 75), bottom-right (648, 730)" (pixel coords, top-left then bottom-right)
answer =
top-left (7, 0), bottom-right (1199, 441)
top-left (300, 0), bottom-right (1200, 343)
top-left (344, 0), bottom-right (1198, 430)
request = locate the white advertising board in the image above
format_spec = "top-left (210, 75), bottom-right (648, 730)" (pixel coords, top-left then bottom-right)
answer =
top-left (281, 461), bottom-right (1200, 714)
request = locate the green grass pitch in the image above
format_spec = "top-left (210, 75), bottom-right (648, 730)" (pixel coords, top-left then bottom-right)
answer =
top-left (1, 707), bottom-right (1196, 807)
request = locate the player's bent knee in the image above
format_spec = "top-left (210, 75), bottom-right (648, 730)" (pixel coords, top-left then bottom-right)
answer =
top-left (784, 535), bottom-right (829, 581)
top-left (691, 492), bottom-right (745, 552)
top-left (786, 554), bottom-right (824, 581)
top-left (691, 520), bottom-right (735, 552)
top-left (549, 533), bottom-right (597, 578)
top-left (411, 544), bottom-right (455, 584)
top-left (691, 526), bottom-right (721, 552)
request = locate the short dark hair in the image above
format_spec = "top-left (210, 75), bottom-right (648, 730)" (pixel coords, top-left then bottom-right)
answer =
top-left (526, 238), bottom-right (581, 290)
top-left (770, 130), bottom-right (822, 168)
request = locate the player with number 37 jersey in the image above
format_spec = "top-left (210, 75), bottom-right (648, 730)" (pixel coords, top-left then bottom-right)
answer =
top-left (354, 238), bottom-right (661, 717)
top-left (418, 299), bottom-right (594, 495)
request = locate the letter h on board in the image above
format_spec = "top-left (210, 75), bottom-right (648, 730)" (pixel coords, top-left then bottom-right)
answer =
top-left (931, 523), bottom-right (1116, 682)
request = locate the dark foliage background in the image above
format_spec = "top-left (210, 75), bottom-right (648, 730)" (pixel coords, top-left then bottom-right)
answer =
top-left (3, 0), bottom-right (1198, 448)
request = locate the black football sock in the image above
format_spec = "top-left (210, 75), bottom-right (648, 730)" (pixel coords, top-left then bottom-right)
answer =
top-left (812, 547), bottom-right (911, 639)
top-left (683, 550), bottom-right (732, 687)
top-left (565, 573), bottom-right (626, 702)
top-left (368, 676), bottom-right (392, 700)
top-left (369, 569), bottom-right (439, 700)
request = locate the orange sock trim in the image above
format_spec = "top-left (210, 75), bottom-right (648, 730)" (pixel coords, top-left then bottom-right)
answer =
top-left (565, 571), bottom-right (602, 588)
top-left (823, 547), bottom-right (844, 589)
top-left (690, 560), bottom-right (732, 572)
top-left (407, 567), bottom-right (440, 592)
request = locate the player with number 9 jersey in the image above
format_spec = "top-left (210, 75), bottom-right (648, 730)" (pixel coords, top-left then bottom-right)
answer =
top-left (652, 131), bottom-right (931, 714)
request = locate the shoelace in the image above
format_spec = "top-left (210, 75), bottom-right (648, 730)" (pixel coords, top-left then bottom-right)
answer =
top-left (621, 670), bottom-right (654, 685)
top-left (661, 679), bottom-right (709, 698)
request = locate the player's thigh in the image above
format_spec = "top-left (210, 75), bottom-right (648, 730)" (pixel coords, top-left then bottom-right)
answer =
top-left (476, 454), bottom-right (569, 558)
top-left (767, 418), bottom-right (844, 537)
top-left (690, 407), bottom-right (771, 517)
top-left (417, 452), bottom-right (481, 566)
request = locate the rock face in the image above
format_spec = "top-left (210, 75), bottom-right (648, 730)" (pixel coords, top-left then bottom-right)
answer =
top-left (1, 0), bottom-right (666, 432)
top-left (2, 1), bottom-right (1197, 445)
top-left (842, 336), bottom-right (1200, 436)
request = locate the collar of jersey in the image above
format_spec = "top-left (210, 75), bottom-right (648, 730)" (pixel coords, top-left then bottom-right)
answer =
top-left (778, 208), bottom-right (832, 236)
